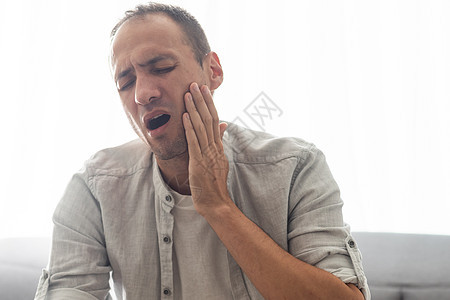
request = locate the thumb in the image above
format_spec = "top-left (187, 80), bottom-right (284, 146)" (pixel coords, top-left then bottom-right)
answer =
top-left (219, 122), bottom-right (228, 140)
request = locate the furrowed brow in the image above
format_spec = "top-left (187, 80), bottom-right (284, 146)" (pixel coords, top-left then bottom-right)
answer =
top-left (138, 55), bottom-right (176, 67)
top-left (115, 55), bottom-right (176, 82)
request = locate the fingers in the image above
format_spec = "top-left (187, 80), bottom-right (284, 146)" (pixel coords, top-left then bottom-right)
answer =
top-left (191, 83), bottom-right (216, 143)
top-left (200, 85), bottom-right (221, 145)
top-left (218, 122), bottom-right (228, 153)
top-left (182, 112), bottom-right (201, 159)
top-left (184, 92), bottom-right (209, 150)
top-left (185, 82), bottom-right (223, 150)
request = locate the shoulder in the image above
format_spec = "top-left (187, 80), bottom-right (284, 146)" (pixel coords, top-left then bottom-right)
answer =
top-left (223, 121), bottom-right (322, 165)
top-left (84, 139), bottom-right (153, 177)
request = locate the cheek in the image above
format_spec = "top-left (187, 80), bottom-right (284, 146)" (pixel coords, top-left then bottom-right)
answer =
top-left (178, 64), bottom-right (204, 85)
top-left (165, 75), bottom-right (189, 110)
top-left (120, 95), bottom-right (139, 119)
top-left (173, 68), bottom-right (207, 101)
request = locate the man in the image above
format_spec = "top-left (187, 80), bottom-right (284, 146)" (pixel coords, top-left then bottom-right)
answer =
top-left (36, 3), bottom-right (369, 299)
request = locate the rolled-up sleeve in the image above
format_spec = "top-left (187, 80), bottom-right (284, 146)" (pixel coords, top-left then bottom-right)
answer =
top-left (287, 147), bottom-right (370, 299)
top-left (35, 166), bottom-right (112, 299)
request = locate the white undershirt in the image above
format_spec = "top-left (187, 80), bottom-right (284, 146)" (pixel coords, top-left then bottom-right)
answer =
top-left (171, 190), bottom-right (233, 300)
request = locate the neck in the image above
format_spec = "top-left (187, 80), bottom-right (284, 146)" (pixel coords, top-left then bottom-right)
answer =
top-left (156, 152), bottom-right (191, 195)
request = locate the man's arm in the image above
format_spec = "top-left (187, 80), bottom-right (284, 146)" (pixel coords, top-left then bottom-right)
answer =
top-left (199, 201), bottom-right (362, 300)
top-left (182, 82), bottom-right (364, 300)
top-left (36, 171), bottom-right (112, 299)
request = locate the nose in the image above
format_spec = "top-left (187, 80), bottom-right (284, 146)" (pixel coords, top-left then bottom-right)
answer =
top-left (134, 74), bottom-right (161, 106)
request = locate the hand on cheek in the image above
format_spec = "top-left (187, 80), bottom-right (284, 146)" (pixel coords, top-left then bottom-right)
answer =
top-left (182, 82), bottom-right (231, 215)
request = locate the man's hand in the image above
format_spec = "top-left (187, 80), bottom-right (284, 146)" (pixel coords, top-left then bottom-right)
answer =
top-left (182, 82), bottom-right (365, 300)
top-left (182, 82), bottom-right (231, 216)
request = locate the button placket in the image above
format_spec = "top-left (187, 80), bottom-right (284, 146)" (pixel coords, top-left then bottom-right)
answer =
top-left (159, 193), bottom-right (174, 299)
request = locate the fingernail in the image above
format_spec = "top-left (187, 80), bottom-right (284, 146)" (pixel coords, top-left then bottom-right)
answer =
top-left (192, 83), bottom-right (199, 92)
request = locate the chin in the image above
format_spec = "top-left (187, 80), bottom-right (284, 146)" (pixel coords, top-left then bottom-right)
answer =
top-left (150, 138), bottom-right (188, 161)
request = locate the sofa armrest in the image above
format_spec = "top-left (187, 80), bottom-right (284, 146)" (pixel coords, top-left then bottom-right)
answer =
top-left (0, 237), bottom-right (51, 300)
top-left (353, 232), bottom-right (450, 300)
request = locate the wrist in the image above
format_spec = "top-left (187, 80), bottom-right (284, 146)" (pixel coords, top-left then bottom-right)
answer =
top-left (198, 197), bottom-right (237, 224)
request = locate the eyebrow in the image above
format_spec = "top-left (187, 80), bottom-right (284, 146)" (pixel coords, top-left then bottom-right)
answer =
top-left (115, 55), bottom-right (176, 82)
top-left (137, 55), bottom-right (175, 67)
top-left (116, 69), bottom-right (132, 82)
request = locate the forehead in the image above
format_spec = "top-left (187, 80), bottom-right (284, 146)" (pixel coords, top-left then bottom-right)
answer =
top-left (111, 14), bottom-right (193, 74)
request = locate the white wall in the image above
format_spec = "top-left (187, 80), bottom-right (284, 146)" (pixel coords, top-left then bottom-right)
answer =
top-left (1, 0), bottom-right (449, 238)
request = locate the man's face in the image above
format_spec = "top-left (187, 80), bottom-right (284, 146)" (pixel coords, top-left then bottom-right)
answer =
top-left (110, 14), bottom-right (209, 160)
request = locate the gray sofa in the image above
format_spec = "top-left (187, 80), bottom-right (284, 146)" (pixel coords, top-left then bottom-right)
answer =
top-left (353, 232), bottom-right (450, 300)
top-left (0, 237), bottom-right (50, 300)
top-left (1, 232), bottom-right (449, 300)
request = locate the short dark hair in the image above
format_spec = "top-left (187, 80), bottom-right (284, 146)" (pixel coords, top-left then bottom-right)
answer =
top-left (111, 2), bottom-right (211, 66)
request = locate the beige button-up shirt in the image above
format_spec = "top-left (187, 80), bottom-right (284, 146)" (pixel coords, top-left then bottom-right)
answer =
top-left (35, 122), bottom-right (370, 299)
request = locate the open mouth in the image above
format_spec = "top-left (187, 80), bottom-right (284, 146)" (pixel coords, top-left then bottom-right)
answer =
top-left (147, 114), bottom-right (171, 130)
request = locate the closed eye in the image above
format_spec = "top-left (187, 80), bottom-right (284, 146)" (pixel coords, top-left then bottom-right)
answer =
top-left (152, 66), bottom-right (176, 75)
top-left (118, 79), bottom-right (135, 91)
top-left (116, 65), bottom-right (176, 91)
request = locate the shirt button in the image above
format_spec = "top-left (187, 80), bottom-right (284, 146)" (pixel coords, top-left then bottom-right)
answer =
top-left (348, 240), bottom-right (355, 248)
top-left (163, 236), bottom-right (171, 243)
top-left (165, 195), bottom-right (172, 202)
top-left (163, 288), bottom-right (171, 296)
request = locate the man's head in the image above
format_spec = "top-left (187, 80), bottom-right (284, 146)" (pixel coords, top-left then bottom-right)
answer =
top-left (111, 3), bottom-right (211, 68)
top-left (110, 3), bottom-right (223, 161)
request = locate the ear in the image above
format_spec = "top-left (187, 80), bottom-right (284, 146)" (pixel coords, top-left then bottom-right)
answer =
top-left (204, 51), bottom-right (223, 91)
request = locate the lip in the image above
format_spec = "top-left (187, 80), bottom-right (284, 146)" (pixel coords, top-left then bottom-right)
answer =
top-left (142, 110), bottom-right (172, 138)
